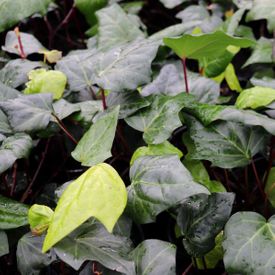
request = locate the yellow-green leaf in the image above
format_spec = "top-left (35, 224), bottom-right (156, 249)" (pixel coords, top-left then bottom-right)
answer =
top-left (42, 163), bottom-right (127, 252)
top-left (224, 63), bottom-right (242, 92)
top-left (24, 69), bottom-right (67, 100)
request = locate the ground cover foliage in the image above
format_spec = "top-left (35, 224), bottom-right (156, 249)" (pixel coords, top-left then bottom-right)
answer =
top-left (0, 0), bottom-right (275, 274)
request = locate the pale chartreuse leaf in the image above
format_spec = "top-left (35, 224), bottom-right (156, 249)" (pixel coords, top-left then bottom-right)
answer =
top-left (72, 106), bottom-right (119, 166)
top-left (106, 90), bottom-right (150, 119)
top-left (96, 3), bottom-right (145, 51)
top-left (28, 204), bottom-right (54, 236)
top-left (177, 193), bottom-right (234, 256)
top-left (131, 240), bottom-right (176, 275)
top-left (130, 141), bottom-right (183, 166)
top-left (24, 69), bottom-right (67, 100)
top-left (243, 37), bottom-right (273, 67)
top-left (236, 86), bottom-right (275, 109)
top-left (125, 93), bottom-right (195, 144)
top-left (264, 167), bottom-right (275, 208)
top-left (163, 31), bottom-right (255, 60)
top-left (141, 62), bottom-right (220, 104)
top-left (2, 31), bottom-right (46, 56)
top-left (223, 212), bottom-right (275, 274)
top-left (127, 155), bottom-right (209, 224)
top-left (195, 232), bottom-right (223, 270)
top-left (182, 159), bottom-right (226, 193)
top-left (0, 94), bottom-right (53, 132)
top-left (224, 63), bottom-right (242, 92)
top-left (246, 0), bottom-right (275, 32)
top-left (0, 0), bottom-right (53, 33)
top-left (0, 195), bottom-right (29, 229)
top-left (54, 220), bottom-right (135, 273)
top-left (17, 233), bottom-right (56, 275)
top-left (0, 230), bottom-right (9, 257)
top-left (184, 115), bottom-right (268, 169)
top-left (39, 50), bottom-right (62, 64)
top-left (42, 163), bottom-right (127, 252)
top-left (0, 59), bottom-right (46, 88)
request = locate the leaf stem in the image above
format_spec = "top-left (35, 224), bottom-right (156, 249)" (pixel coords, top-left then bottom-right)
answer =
top-left (182, 262), bottom-right (193, 275)
top-left (10, 162), bottom-right (18, 197)
top-left (251, 159), bottom-right (266, 200)
top-left (100, 89), bottom-right (107, 110)
top-left (14, 27), bottom-right (26, 59)
top-left (52, 113), bottom-right (78, 144)
top-left (181, 58), bottom-right (189, 93)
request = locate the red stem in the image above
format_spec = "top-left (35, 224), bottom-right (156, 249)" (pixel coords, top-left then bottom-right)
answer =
top-left (14, 27), bottom-right (26, 59)
top-left (10, 162), bottom-right (18, 197)
top-left (251, 159), bottom-right (266, 200)
top-left (181, 58), bottom-right (189, 93)
top-left (182, 262), bottom-right (193, 275)
top-left (101, 89), bottom-right (107, 110)
top-left (54, 4), bottom-right (76, 35)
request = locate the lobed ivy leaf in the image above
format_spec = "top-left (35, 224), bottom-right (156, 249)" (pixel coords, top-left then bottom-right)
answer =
top-left (0, 194), bottom-right (29, 229)
top-left (0, 0), bottom-right (53, 33)
top-left (54, 220), bottom-right (135, 274)
top-left (223, 212), bottom-right (275, 274)
top-left (0, 230), bottom-right (9, 257)
top-left (127, 155), bottom-right (209, 224)
top-left (0, 93), bottom-right (53, 132)
top-left (42, 163), bottom-right (127, 252)
top-left (53, 99), bottom-right (81, 120)
top-left (184, 115), bottom-right (268, 169)
top-left (130, 240), bottom-right (176, 275)
top-left (72, 106), bottom-right (119, 166)
top-left (17, 233), bottom-right (56, 275)
top-left (177, 192), bottom-right (235, 257)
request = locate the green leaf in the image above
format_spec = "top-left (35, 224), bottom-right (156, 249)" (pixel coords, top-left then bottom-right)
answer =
top-left (131, 240), bottom-right (176, 275)
top-left (42, 163), bottom-right (127, 252)
top-left (0, 81), bottom-right (20, 101)
top-left (233, 0), bottom-right (253, 9)
top-left (224, 63), bottom-right (242, 92)
top-left (2, 31), bottom-right (46, 56)
top-left (54, 219), bottom-right (135, 273)
top-left (53, 99), bottom-right (81, 120)
top-left (236, 86), bottom-right (275, 109)
top-left (17, 233), bottom-right (56, 275)
top-left (0, 59), bottom-right (46, 88)
top-left (0, 0), bottom-right (53, 33)
top-left (0, 230), bottom-right (9, 257)
top-left (177, 193), bottom-right (234, 257)
top-left (243, 37), bottom-right (273, 67)
top-left (125, 93), bottom-right (194, 144)
top-left (251, 75), bottom-right (275, 89)
top-left (72, 106), bottom-right (119, 166)
top-left (28, 204), bottom-right (54, 235)
top-left (159, 0), bottom-right (187, 9)
top-left (0, 194), bottom-right (29, 229)
top-left (130, 141), bottom-right (183, 166)
top-left (246, 0), bottom-right (275, 32)
top-left (96, 3), bottom-right (145, 52)
top-left (24, 69), bottom-right (67, 100)
top-left (264, 167), bottom-right (275, 208)
top-left (127, 155), bottom-right (209, 224)
top-left (223, 212), bottom-right (275, 274)
top-left (184, 115), bottom-right (268, 169)
top-left (106, 90), bottom-right (150, 119)
top-left (0, 94), bottom-right (53, 132)
top-left (142, 62), bottom-right (220, 104)
top-left (163, 30), bottom-right (255, 60)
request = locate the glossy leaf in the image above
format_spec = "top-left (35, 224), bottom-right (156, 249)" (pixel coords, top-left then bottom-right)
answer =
top-left (130, 141), bottom-right (183, 166)
top-left (127, 155), bottom-right (209, 223)
top-left (177, 192), bottom-right (234, 256)
top-left (24, 69), bottom-right (67, 100)
top-left (236, 86), bottom-right (275, 109)
top-left (43, 163), bottom-right (127, 252)
top-left (0, 230), bottom-right (9, 257)
top-left (72, 106), bottom-right (119, 166)
top-left (125, 93), bottom-right (194, 144)
top-left (54, 220), bottom-right (135, 274)
top-left (265, 167), bottom-right (275, 208)
top-left (17, 233), bottom-right (56, 275)
top-left (223, 212), bottom-right (275, 274)
top-left (163, 30), bottom-right (255, 60)
top-left (0, 0), bottom-right (53, 33)
top-left (96, 3), bottom-right (145, 51)
top-left (0, 195), bottom-right (29, 229)
top-left (131, 240), bottom-right (176, 275)
top-left (0, 94), bottom-right (53, 132)
top-left (184, 115), bottom-right (268, 168)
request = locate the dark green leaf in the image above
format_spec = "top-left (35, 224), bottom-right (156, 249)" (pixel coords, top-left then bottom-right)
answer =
top-left (177, 192), bottom-right (234, 256)
top-left (131, 240), bottom-right (176, 275)
top-left (223, 212), bottom-right (275, 274)
top-left (264, 167), bottom-right (275, 208)
top-left (127, 155), bottom-right (209, 223)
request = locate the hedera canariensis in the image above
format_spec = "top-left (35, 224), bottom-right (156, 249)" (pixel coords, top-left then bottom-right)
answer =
top-left (0, 0), bottom-right (275, 274)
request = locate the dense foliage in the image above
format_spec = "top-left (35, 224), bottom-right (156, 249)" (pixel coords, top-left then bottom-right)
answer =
top-left (0, 0), bottom-right (275, 274)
